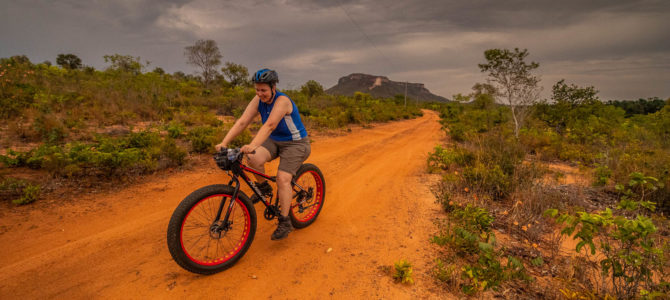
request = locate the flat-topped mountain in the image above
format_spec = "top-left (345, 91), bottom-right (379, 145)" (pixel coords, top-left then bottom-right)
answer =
top-left (326, 73), bottom-right (449, 102)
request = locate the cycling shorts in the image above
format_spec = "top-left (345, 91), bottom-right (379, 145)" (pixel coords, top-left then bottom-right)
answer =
top-left (260, 137), bottom-right (311, 176)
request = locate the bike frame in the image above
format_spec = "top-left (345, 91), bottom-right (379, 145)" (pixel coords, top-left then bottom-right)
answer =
top-left (214, 156), bottom-right (309, 228)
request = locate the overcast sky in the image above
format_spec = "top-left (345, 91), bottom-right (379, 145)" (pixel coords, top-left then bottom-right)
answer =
top-left (2, 0), bottom-right (669, 100)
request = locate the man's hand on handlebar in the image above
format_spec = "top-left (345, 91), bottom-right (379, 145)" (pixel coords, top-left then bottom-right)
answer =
top-left (215, 142), bottom-right (227, 152)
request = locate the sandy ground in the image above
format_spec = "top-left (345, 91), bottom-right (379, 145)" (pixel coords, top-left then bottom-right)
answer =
top-left (0, 110), bottom-right (451, 299)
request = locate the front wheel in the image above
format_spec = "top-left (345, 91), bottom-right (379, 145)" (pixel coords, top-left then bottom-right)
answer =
top-left (290, 164), bottom-right (326, 229)
top-left (167, 185), bottom-right (256, 275)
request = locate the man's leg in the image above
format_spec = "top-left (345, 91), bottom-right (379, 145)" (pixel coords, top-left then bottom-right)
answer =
top-left (247, 146), bottom-right (272, 182)
top-left (276, 170), bottom-right (293, 216)
top-left (271, 170), bottom-right (294, 240)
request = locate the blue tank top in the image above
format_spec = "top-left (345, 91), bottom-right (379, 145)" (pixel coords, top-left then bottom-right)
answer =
top-left (257, 91), bottom-right (308, 141)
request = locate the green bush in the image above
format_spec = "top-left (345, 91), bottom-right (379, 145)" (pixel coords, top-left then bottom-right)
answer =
top-left (159, 137), bottom-right (187, 167)
top-left (166, 121), bottom-right (185, 138)
top-left (0, 149), bottom-right (32, 167)
top-left (427, 145), bottom-right (474, 172)
top-left (0, 177), bottom-right (40, 205)
top-left (593, 163), bottom-right (612, 186)
top-left (463, 163), bottom-right (510, 201)
top-left (433, 204), bottom-right (495, 255)
top-left (16, 184), bottom-right (40, 205)
top-left (187, 126), bottom-right (219, 153)
top-left (33, 113), bottom-right (67, 144)
top-left (432, 203), bottom-right (530, 295)
top-left (2, 130), bottom-right (187, 178)
top-left (461, 247), bottom-right (529, 294)
top-left (227, 129), bottom-right (252, 148)
top-left (447, 123), bottom-right (467, 142)
top-left (546, 172), bottom-right (667, 299)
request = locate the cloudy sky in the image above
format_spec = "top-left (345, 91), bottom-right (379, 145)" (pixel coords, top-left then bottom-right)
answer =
top-left (2, 0), bottom-right (669, 100)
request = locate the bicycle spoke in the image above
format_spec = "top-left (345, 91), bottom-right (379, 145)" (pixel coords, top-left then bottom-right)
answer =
top-left (187, 231), bottom-right (209, 252)
top-left (178, 194), bottom-right (252, 266)
top-left (215, 237), bottom-right (220, 261)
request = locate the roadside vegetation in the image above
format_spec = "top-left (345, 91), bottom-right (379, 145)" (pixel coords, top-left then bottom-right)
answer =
top-left (0, 43), bottom-right (421, 205)
top-left (427, 48), bottom-right (669, 298)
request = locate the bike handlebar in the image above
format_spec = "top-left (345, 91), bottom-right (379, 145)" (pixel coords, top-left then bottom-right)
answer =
top-left (215, 148), bottom-right (255, 162)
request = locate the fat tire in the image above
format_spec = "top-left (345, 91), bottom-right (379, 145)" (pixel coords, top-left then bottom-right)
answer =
top-left (290, 163), bottom-right (326, 229)
top-left (167, 184), bottom-right (256, 275)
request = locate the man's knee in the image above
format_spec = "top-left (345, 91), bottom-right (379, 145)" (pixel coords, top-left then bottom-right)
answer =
top-left (248, 154), bottom-right (265, 168)
top-left (276, 171), bottom-right (293, 186)
top-left (248, 147), bottom-right (271, 169)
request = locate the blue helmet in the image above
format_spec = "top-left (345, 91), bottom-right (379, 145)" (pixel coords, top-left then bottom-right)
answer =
top-left (252, 68), bottom-right (279, 85)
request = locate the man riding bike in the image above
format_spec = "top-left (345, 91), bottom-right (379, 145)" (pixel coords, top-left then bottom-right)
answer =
top-left (215, 68), bottom-right (310, 240)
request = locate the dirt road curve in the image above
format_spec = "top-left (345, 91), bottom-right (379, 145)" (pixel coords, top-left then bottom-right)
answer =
top-left (0, 110), bottom-right (447, 299)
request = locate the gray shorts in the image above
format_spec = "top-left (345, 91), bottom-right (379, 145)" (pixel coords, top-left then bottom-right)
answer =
top-left (260, 137), bottom-right (311, 176)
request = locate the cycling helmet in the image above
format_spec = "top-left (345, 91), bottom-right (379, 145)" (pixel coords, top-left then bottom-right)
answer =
top-left (252, 68), bottom-right (279, 86)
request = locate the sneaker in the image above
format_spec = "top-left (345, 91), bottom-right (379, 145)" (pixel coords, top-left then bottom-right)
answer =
top-left (250, 181), bottom-right (273, 204)
top-left (271, 215), bottom-right (293, 240)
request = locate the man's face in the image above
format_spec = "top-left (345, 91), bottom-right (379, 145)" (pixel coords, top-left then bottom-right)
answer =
top-left (255, 83), bottom-right (273, 103)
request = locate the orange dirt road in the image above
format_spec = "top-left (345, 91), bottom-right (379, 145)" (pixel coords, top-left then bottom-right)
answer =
top-left (0, 110), bottom-right (448, 299)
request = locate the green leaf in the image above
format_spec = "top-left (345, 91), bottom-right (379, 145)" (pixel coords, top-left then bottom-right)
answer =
top-left (478, 242), bottom-right (493, 252)
top-left (576, 240), bottom-right (586, 253)
top-left (544, 208), bottom-right (558, 218)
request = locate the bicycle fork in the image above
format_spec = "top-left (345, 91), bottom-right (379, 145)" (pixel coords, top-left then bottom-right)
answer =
top-left (212, 177), bottom-right (241, 233)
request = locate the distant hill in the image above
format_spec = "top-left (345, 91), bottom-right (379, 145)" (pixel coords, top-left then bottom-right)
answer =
top-left (326, 73), bottom-right (449, 102)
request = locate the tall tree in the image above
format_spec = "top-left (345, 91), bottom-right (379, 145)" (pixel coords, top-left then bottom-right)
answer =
top-left (551, 79), bottom-right (599, 106)
top-left (184, 39), bottom-right (222, 88)
top-left (56, 54), bottom-right (82, 70)
top-left (103, 54), bottom-right (145, 74)
top-left (220, 61), bottom-right (249, 87)
top-left (300, 80), bottom-right (324, 98)
top-left (538, 80), bottom-right (600, 133)
top-left (478, 48), bottom-right (541, 138)
top-left (10, 55), bottom-right (31, 65)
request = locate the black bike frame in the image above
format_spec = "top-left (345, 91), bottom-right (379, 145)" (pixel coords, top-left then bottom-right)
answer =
top-left (214, 158), bottom-right (307, 227)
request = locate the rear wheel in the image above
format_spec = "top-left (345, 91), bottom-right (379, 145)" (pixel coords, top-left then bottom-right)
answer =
top-left (290, 164), bottom-right (326, 229)
top-left (167, 185), bottom-right (256, 275)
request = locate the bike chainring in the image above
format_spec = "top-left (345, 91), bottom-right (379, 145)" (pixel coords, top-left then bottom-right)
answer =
top-left (263, 206), bottom-right (279, 220)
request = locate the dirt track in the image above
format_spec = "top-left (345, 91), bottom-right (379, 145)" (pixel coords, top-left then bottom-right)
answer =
top-left (0, 110), bottom-right (447, 299)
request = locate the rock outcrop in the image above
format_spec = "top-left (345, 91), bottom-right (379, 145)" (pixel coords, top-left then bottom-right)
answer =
top-left (326, 73), bottom-right (449, 102)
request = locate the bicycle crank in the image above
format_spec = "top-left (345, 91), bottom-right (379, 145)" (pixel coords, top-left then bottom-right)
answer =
top-left (263, 206), bottom-right (280, 220)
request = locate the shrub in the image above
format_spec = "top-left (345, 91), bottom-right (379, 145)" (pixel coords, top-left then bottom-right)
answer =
top-left (434, 258), bottom-right (458, 287)
top-left (0, 149), bottom-right (32, 167)
top-left (461, 247), bottom-right (530, 294)
top-left (427, 145), bottom-right (474, 172)
top-left (166, 121), bottom-right (185, 138)
top-left (159, 137), bottom-right (187, 168)
top-left (448, 123), bottom-right (467, 142)
top-left (593, 163), bottom-right (612, 186)
top-left (16, 184), bottom-right (40, 205)
top-left (463, 163), bottom-right (510, 201)
top-left (2, 130), bottom-right (188, 178)
top-left (187, 126), bottom-right (219, 153)
top-left (546, 173), bottom-right (667, 298)
top-left (393, 259), bottom-right (414, 284)
top-left (0, 177), bottom-right (40, 205)
top-left (33, 113), bottom-right (67, 144)
top-left (432, 203), bottom-right (530, 295)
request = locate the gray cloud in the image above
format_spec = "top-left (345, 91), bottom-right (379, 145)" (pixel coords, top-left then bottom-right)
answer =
top-left (1, 0), bottom-right (668, 100)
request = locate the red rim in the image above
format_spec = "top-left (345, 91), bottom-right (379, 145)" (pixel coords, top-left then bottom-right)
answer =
top-left (291, 171), bottom-right (323, 222)
top-left (180, 195), bottom-right (251, 266)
